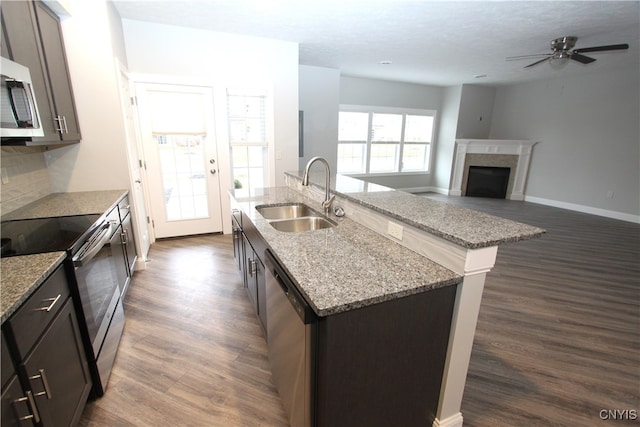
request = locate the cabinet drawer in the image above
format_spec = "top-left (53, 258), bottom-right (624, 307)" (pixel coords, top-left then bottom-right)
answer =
top-left (5, 266), bottom-right (70, 360)
top-left (118, 196), bottom-right (130, 221)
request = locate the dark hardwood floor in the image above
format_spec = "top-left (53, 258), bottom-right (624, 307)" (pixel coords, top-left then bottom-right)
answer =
top-left (80, 197), bottom-right (639, 426)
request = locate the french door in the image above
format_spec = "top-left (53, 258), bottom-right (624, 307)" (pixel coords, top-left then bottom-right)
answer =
top-left (135, 83), bottom-right (223, 238)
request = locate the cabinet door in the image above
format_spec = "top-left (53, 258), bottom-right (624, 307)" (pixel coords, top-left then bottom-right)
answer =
top-left (0, 1), bottom-right (58, 142)
top-left (255, 255), bottom-right (267, 332)
top-left (1, 375), bottom-right (36, 427)
top-left (20, 298), bottom-right (91, 427)
top-left (110, 223), bottom-right (129, 297)
top-left (33, 1), bottom-right (81, 142)
top-left (121, 213), bottom-right (137, 276)
top-left (242, 234), bottom-right (258, 310)
top-left (232, 216), bottom-right (244, 275)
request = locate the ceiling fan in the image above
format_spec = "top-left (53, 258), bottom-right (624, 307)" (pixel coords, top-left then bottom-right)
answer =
top-left (506, 36), bottom-right (629, 68)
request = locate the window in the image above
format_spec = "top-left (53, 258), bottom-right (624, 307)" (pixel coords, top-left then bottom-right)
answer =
top-left (337, 106), bottom-right (435, 174)
top-left (227, 89), bottom-right (268, 196)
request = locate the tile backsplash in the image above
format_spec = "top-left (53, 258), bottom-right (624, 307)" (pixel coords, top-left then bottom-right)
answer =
top-left (0, 147), bottom-right (52, 217)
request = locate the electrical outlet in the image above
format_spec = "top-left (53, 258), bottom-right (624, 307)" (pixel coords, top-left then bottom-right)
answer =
top-left (606, 190), bottom-right (614, 199)
top-left (1, 168), bottom-right (9, 185)
top-left (387, 221), bottom-right (403, 240)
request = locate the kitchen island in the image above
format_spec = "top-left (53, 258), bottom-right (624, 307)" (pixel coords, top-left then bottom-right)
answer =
top-left (232, 172), bottom-right (544, 427)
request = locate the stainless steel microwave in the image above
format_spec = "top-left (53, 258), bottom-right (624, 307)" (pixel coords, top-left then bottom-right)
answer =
top-left (1, 57), bottom-right (44, 140)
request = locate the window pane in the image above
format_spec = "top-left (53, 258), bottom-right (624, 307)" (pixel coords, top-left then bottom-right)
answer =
top-left (370, 143), bottom-right (399, 173)
top-left (405, 115), bottom-right (434, 142)
top-left (231, 145), bottom-right (266, 197)
top-left (402, 143), bottom-right (429, 171)
top-left (228, 117), bottom-right (265, 143)
top-left (339, 112), bottom-right (369, 141)
top-left (371, 113), bottom-right (402, 142)
top-left (337, 143), bottom-right (366, 173)
top-left (156, 134), bottom-right (209, 221)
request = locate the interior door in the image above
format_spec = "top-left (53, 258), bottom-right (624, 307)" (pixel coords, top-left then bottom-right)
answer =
top-left (116, 63), bottom-right (151, 260)
top-left (135, 83), bottom-right (223, 238)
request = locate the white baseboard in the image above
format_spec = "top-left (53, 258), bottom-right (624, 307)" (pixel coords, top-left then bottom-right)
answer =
top-left (525, 196), bottom-right (640, 224)
top-left (404, 186), bottom-right (449, 195)
top-left (432, 412), bottom-right (464, 427)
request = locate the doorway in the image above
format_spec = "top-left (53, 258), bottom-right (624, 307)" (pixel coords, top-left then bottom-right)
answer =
top-left (135, 83), bottom-right (223, 238)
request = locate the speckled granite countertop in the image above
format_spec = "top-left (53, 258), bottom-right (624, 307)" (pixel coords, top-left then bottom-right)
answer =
top-left (1, 190), bottom-right (128, 323)
top-left (1, 252), bottom-right (66, 323)
top-left (232, 187), bottom-right (462, 317)
top-left (285, 171), bottom-right (545, 249)
top-left (1, 190), bottom-right (127, 221)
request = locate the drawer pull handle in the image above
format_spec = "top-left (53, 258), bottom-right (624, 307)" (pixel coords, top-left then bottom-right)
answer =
top-left (30, 369), bottom-right (52, 399)
top-left (37, 294), bottom-right (62, 312)
top-left (14, 391), bottom-right (41, 423)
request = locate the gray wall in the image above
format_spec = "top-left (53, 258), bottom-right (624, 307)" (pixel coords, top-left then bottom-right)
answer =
top-left (489, 67), bottom-right (639, 218)
top-left (432, 85), bottom-right (462, 192)
top-left (298, 65), bottom-right (340, 172)
top-left (457, 84), bottom-right (495, 139)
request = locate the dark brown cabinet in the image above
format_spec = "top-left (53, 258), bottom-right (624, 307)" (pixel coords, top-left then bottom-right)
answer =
top-left (231, 206), bottom-right (267, 332)
top-left (1, 265), bottom-right (92, 427)
top-left (0, 0), bottom-right (81, 145)
top-left (106, 195), bottom-right (137, 299)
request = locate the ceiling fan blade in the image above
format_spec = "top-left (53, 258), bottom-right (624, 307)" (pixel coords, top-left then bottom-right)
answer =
top-left (570, 52), bottom-right (596, 64)
top-left (574, 43), bottom-right (629, 54)
top-left (506, 53), bottom-right (551, 61)
top-left (524, 57), bottom-right (551, 68)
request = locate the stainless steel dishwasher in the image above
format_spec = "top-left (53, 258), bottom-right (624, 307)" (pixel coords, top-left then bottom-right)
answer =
top-left (265, 250), bottom-right (317, 427)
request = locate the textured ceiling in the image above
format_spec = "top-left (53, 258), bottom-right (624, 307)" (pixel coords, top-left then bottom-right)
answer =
top-left (112, 0), bottom-right (639, 87)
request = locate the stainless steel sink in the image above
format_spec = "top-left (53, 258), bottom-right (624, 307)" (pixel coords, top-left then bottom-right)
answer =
top-left (268, 216), bottom-right (336, 233)
top-left (256, 203), bottom-right (318, 220)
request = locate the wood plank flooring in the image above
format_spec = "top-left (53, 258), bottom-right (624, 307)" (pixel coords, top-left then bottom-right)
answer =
top-left (423, 195), bottom-right (639, 426)
top-left (78, 235), bottom-right (289, 426)
top-left (80, 197), bottom-right (639, 426)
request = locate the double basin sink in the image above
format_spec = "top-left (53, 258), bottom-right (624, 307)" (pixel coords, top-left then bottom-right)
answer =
top-left (256, 203), bottom-right (336, 232)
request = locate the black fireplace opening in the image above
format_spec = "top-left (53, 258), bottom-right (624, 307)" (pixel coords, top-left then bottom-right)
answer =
top-left (465, 166), bottom-right (510, 198)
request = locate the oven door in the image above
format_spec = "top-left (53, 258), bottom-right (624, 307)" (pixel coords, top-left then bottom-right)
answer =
top-left (72, 221), bottom-right (121, 356)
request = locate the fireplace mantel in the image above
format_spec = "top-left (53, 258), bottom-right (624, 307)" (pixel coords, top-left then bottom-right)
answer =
top-left (450, 139), bottom-right (538, 200)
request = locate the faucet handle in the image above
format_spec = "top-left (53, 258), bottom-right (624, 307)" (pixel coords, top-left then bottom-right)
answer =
top-left (322, 195), bottom-right (336, 211)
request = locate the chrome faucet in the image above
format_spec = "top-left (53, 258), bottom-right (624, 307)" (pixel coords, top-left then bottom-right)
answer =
top-left (302, 156), bottom-right (335, 213)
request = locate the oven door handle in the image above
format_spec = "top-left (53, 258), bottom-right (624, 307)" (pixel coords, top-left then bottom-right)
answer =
top-left (72, 222), bottom-right (113, 267)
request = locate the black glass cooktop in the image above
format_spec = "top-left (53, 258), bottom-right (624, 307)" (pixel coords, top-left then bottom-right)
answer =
top-left (1, 214), bottom-right (101, 257)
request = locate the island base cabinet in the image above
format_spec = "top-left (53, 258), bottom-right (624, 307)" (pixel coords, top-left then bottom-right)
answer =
top-left (314, 284), bottom-right (457, 427)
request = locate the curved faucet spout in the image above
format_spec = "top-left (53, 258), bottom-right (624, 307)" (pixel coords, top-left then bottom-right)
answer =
top-left (302, 156), bottom-right (335, 212)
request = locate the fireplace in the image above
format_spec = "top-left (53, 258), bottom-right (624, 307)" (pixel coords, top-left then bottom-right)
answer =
top-left (450, 139), bottom-right (538, 200)
top-left (466, 166), bottom-right (510, 198)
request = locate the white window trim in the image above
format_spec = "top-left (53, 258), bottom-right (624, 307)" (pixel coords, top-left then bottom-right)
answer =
top-left (338, 104), bottom-right (437, 176)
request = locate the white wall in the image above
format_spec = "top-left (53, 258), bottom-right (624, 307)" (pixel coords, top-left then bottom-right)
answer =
top-left (490, 67), bottom-right (639, 219)
top-left (122, 20), bottom-right (299, 191)
top-left (298, 65), bottom-right (340, 172)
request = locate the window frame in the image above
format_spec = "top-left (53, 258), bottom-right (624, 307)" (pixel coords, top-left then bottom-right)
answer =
top-left (337, 105), bottom-right (437, 176)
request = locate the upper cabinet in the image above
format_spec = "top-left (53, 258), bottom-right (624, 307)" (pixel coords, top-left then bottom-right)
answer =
top-left (1, 1), bottom-right (81, 145)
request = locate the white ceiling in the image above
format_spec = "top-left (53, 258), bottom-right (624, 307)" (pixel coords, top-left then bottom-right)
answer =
top-left (112, 0), bottom-right (639, 87)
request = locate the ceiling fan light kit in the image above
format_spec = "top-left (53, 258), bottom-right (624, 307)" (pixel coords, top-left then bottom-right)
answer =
top-left (506, 35), bottom-right (630, 69)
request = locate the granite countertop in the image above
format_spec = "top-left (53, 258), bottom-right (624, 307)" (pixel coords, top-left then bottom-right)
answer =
top-left (1, 190), bottom-right (127, 221)
top-left (285, 171), bottom-right (545, 249)
top-left (232, 187), bottom-right (463, 317)
top-left (1, 190), bottom-right (128, 323)
top-left (1, 252), bottom-right (66, 323)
